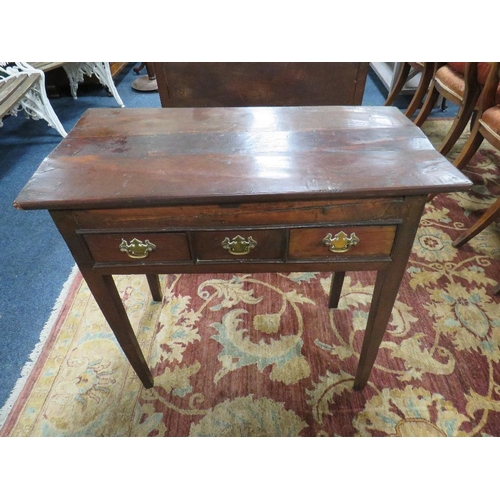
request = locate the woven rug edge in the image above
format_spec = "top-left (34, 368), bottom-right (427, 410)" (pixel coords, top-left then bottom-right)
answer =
top-left (0, 264), bottom-right (81, 433)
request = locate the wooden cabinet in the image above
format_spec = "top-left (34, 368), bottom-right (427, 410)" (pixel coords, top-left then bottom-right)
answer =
top-left (153, 62), bottom-right (369, 107)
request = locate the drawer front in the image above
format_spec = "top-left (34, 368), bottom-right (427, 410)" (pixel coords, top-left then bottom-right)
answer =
top-left (193, 229), bottom-right (285, 261)
top-left (288, 225), bottom-right (396, 259)
top-left (84, 232), bottom-right (191, 263)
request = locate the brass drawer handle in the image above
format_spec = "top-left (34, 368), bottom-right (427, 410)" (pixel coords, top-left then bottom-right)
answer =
top-left (221, 235), bottom-right (257, 255)
top-left (322, 231), bottom-right (360, 253)
top-left (119, 238), bottom-right (156, 259)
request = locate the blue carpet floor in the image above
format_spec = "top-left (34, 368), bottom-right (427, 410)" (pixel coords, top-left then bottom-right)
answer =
top-left (0, 63), bottom-right (458, 412)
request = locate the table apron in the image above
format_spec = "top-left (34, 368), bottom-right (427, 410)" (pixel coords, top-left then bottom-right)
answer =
top-left (90, 259), bottom-right (392, 275)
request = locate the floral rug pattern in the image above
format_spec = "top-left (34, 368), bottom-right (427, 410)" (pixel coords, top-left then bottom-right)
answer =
top-left (2, 119), bottom-right (499, 437)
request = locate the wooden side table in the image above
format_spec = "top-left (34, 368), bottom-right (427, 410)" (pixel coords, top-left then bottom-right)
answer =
top-left (14, 106), bottom-right (472, 390)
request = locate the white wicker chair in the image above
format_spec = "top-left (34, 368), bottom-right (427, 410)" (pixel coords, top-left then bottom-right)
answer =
top-left (61, 62), bottom-right (125, 108)
top-left (0, 62), bottom-right (67, 137)
top-left (28, 62), bottom-right (125, 108)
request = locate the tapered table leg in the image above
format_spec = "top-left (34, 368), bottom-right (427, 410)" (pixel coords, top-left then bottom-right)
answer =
top-left (354, 269), bottom-right (397, 390)
top-left (146, 274), bottom-right (163, 302)
top-left (82, 272), bottom-right (154, 388)
top-left (353, 195), bottom-right (427, 390)
top-left (329, 271), bottom-right (345, 309)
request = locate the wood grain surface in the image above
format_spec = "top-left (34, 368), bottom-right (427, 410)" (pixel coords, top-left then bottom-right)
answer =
top-left (14, 106), bottom-right (472, 210)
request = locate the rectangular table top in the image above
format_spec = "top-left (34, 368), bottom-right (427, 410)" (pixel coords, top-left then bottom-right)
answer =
top-left (14, 106), bottom-right (473, 210)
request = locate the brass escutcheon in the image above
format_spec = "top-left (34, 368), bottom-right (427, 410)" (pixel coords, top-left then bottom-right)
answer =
top-left (322, 231), bottom-right (360, 253)
top-left (221, 235), bottom-right (257, 255)
top-left (119, 238), bottom-right (156, 259)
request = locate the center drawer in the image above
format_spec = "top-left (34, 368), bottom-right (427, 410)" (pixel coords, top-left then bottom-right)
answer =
top-left (193, 229), bottom-right (286, 261)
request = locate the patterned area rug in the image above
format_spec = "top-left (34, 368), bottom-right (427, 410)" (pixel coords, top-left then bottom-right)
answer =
top-left (2, 119), bottom-right (499, 437)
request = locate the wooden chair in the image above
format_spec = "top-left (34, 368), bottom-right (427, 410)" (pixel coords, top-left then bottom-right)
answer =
top-left (0, 62), bottom-right (67, 137)
top-left (414, 62), bottom-right (493, 156)
top-left (451, 62), bottom-right (500, 294)
top-left (452, 62), bottom-right (500, 247)
top-left (384, 62), bottom-right (435, 119)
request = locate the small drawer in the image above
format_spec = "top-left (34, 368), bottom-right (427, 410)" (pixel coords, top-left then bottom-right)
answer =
top-left (193, 229), bottom-right (285, 261)
top-left (288, 225), bottom-right (396, 259)
top-left (84, 232), bottom-right (191, 263)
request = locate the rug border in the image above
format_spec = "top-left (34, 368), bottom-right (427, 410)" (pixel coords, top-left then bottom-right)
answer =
top-left (0, 265), bottom-right (82, 434)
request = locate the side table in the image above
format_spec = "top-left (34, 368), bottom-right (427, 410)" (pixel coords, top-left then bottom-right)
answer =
top-left (14, 106), bottom-right (472, 390)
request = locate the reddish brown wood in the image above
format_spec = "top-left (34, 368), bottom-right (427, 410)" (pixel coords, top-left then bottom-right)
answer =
top-left (451, 63), bottom-right (500, 252)
top-left (146, 274), bottom-right (162, 302)
top-left (329, 272), bottom-right (345, 309)
top-left (49, 211), bottom-right (155, 388)
top-left (15, 106), bottom-right (473, 391)
top-left (405, 63), bottom-right (435, 118)
top-left (384, 63), bottom-right (413, 107)
top-left (384, 63), bottom-right (435, 119)
top-left (453, 197), bottom-right (500, 248)
top-left (193, 229), bottom-right (285, 261)
top-left (83, 272), bottom-right (155, 388)
top-left (13, 107), bottom-right (472, 211)
top-left (288, 225), bottom-right (396, 259)
top-left (152, 62), bottom-right (369, 108)
top-left (353, 195), bottom-right (428, 390)
top-left (414, 62), bottom-right (484, 156)
top-left (72, 198), bottom-right (405, 229)
top-left (84, 232), bottom-right (191, 263)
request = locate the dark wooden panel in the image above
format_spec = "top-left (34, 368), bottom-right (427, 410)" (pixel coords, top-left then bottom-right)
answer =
top-left (153, 62), bottom-right (369, 107)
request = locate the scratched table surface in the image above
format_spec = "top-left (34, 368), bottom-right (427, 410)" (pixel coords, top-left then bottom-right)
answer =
top-left (14, 106), bottom-right (472, 211)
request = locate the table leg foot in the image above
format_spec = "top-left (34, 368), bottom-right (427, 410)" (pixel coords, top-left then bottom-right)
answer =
top-left (354, 265), bottom-right (409, 389)
top-left (83, 273), bottom-right (154, 388)
top-left (353, 381), bottom-right (365, 391)
top-left (353, 269), bottom-right (394, 390)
